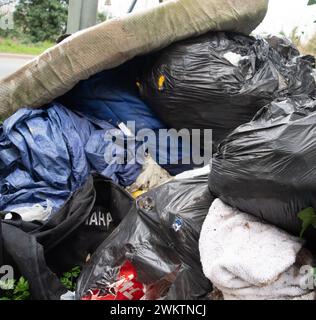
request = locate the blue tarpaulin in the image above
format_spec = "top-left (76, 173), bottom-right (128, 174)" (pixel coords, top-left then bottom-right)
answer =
top-left (0, 103), bottom-right (142, 212)
top-left (61, 62), bottom-right (193, 175)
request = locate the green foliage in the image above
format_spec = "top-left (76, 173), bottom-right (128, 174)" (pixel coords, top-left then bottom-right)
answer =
top-left (97, 12), bottom-right (107, 24)
top-left (12, 277), bottom-right (31, 300)
top-left (0, 37), bottom-right (53, 55)
top-left (298, 207), bottom-right (316, 238)
top-left (0, 277), bottom-right (31, 301)
top-left (0, 266), bottom-right (81, 300)
top-left (60, 266), bottom-right (81, 292)
top-left (14, 0), bottom-right (69, 43)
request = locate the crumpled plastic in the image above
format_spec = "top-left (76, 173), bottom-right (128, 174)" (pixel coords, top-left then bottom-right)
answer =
top-left (209, 95), bottom-right (316, 244)
top-left (61, 62), bottom-right (194, 176)
top-left (81, 260), bottom-right (145, 301)
top-left (77, 174), bottom-right (214, 300)
top-left (140, 32), bottom-right (316, 148)
top-left (5, 200), bottom-right (53, 222)
top-left (0, 103), bottom-right (142, 213)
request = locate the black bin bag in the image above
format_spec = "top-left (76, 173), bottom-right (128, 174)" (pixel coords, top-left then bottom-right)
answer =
top-left (76, 176), bottom-right (214, 300)
top-left (209, 96), bottom-right (316, 245)
top-left (0, 175), bottom-right (134, 300)
top-left (139, 32), bottom-right (315, 147)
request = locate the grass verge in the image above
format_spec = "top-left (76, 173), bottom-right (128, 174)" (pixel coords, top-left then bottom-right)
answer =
top-left (0, 37), bottom-right (53, 56)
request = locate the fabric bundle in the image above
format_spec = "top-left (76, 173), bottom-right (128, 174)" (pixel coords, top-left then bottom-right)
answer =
top-left (199, 199), bottom-right (316, 300)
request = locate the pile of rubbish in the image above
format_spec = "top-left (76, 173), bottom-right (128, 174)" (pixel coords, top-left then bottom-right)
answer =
top-left (139, 33), bottom-right (315, 147)
top-left (0, 0), bottom-right (316, 300)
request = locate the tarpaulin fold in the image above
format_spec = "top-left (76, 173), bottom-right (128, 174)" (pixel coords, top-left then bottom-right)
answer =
top-left (0, 104), bottom-right (141, 212)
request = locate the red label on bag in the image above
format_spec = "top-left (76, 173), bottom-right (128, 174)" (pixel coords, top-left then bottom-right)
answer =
top-left (81, 260), bottom-right (144, 300)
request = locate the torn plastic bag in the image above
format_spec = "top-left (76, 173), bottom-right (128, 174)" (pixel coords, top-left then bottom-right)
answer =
top-left (60, 60), bottom-right (193, 175)
top-left (5, 201), bottom-right (53, 222)
top-left (81, 260), bottom-right (146, 300)
top-left (139, 32), bottom-right (316, 147)
top-left (264, 35), bottom-right (316, 69)
top-left (0, 175), bottom-right (134, 299)
top-left (127, 154), bottom-right (172, 194)
top-left (0, 103), bottom-right (141, 213)
top-left (209, 96), bottom-right (316, 244)
top-left (77, 175), bottom-right (214, 300)
top-left (264, 35), bottom-right (300, 60)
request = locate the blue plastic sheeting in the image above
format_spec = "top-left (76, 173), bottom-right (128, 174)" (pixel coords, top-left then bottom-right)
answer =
top-left (62, 62), bottom-right (163, 133)
top-left (61, 61), bottom-right (193, 175)
top-left (0, 104), bottom-right (142, 212)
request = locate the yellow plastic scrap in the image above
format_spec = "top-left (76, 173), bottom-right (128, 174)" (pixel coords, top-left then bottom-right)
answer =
top-left (158, 75), bottom-right (165, 91)
top-left (132, 189), bottom-right (147, 199)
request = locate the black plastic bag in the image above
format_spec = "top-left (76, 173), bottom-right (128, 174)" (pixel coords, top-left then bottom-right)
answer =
top-left (265, 34), bottom-right (315, 68)
top-left (0, 175), bottom-right (134, 299)
top-left (139, 32), bottom-right (316, 147)
top-left (209, 96), bottom-right (316, 244)
top-left (45, 175), bottom-right (134, 274)
top-left (77, 176), bottom-right (214, 300)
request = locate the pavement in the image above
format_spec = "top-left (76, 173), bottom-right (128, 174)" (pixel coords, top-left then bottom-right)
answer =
top-left (0, 53), bottom-right (34, 79)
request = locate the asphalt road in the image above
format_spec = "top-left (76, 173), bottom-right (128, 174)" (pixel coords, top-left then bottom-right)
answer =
top-left (0, 54), bottom-right (34, 79)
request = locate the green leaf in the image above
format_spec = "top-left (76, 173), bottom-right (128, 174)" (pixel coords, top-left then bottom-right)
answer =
top-left (12, 277), bottom-right (30, 300)
top-left (0, 277), bottom-right (30, 300)
top-left (14, 290), bottom-right (31, 301)
top-left (60, 266), bottom-right (81, 291)
top-left (70, 266), bottom-right (81, 278)
top-left (298, 207), bottom-right (316, 237)
top-left (14, 277), bottom-right (29, 294)
top-left (308, 0), bottom-right (316, 5)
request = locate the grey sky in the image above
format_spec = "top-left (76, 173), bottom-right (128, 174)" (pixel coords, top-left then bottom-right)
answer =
top-left (99, 0), bottom-right (316, 42)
